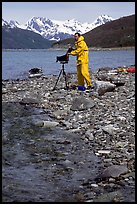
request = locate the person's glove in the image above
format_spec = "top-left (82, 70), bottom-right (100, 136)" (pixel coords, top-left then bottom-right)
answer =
top-left (67, 47), bottom-right (73, 53)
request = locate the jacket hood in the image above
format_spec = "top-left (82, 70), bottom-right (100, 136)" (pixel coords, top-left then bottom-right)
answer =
top-left (77, 36), bottom-right (84, 42)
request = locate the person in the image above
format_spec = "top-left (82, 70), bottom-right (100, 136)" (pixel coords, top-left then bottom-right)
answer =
top-left (67, 32), bottom-right (93, 90)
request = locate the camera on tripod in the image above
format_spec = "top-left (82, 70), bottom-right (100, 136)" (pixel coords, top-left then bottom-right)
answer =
top-left (56, 54), bottom-right (69, 64)
top-left (56, 47), bottom-right (73, 64)
top-left (53, 47), bottom-right (74, 90)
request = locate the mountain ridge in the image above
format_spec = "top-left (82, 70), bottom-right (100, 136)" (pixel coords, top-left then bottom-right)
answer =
top-left (52, 14), bottom-right (135, 49)
top-left (2, 26), bottom-right (53, 49)
top-left (2, 15), bottom-right (114, 41)
top-left (2, 14), bottom-right (135, 49)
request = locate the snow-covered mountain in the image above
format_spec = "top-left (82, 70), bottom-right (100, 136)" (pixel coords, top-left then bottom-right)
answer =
top-left (2, 19), bottom-right (9, 26)
top-left (2, 15), bottom-right (114, 41)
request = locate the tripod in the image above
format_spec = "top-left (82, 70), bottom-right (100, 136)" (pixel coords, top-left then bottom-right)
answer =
top-left (52, 61), bottom-right (69, 91)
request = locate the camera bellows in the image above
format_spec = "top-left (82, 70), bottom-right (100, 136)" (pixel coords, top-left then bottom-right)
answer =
top-left (56, 54), bottom-right (69, 63)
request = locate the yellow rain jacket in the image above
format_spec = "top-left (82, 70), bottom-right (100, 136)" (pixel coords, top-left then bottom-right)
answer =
top-left (70, 36), bottom-right (88, 65)
top-left (69, 35), bottom-right (92, 87)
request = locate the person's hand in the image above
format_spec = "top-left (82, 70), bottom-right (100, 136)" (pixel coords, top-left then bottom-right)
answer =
top-left (67, 47), bottom-right (73, 53)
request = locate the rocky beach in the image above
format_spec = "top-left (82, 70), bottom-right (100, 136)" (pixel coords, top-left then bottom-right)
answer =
top-left (2, 66), bottom-right (135, 202)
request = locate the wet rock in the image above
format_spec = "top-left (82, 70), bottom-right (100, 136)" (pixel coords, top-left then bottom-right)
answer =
top-left (95, 80), bottom-right (116, 96)
top-left (111, 79), bottom-right (125, 87)
top-left (20, 97), bottom-right (40, 105)
top-left (70, 96), bottom-right (95, 111)
top-left (102, 124), bottom-right (119, 135)
top-left (2, 88), bottom-right (8, 94)
top-left (93, 190), bottom-right (122, 202)
top-left (95, 165), bottom-right (129, 181)
top-left (97, 150), bottom-right (111, 154)
top-left (34, 120), bottom-right (59, 128)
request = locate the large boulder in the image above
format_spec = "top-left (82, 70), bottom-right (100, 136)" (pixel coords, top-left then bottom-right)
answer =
top-left (70, 96), bottom-right (95, 111)
top-left (95, 80), bottom-right (116, 96)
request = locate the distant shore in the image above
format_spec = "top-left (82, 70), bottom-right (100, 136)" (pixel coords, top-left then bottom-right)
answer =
top-left (2, 46), bottom-right (135, 52)
top-left (88, 46), bottom-right (135, 51)
top-left (48, 46), bottom-right (135, 51)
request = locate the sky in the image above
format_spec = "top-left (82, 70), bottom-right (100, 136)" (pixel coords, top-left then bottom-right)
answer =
top-left (2, 2), bottom-right (135, 24)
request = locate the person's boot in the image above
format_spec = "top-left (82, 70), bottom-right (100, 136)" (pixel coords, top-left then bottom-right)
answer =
top-left (87, 85), bottom-right (94, 90)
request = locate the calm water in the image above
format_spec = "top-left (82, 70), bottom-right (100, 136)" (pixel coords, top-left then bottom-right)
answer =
top-left (2, 49), bottom-right (135, 80)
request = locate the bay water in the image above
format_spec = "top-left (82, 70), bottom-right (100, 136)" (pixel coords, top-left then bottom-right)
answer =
top-left (2, 48), bottom-right (135, 80)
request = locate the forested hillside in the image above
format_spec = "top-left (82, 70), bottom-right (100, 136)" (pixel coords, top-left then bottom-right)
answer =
top-left (52, 14), bottom-right (135, 49)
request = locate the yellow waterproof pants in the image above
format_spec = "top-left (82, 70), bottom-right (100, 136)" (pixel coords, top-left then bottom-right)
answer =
top-left (77, 63), bottom-right (92, 87)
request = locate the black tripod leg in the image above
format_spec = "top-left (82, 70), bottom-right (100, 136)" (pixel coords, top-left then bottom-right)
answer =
top-left (63, 69), bottom-right (69, 90)
top-left (52, 69), bottom-right (63, 90)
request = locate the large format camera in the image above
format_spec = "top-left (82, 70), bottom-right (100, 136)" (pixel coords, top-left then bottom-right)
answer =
top-left (56, 54), bottom-right (69, 64)
top-left (56, 47), bottom-right (73, 64)
top-left (53, 47), bottom-right (73, 90)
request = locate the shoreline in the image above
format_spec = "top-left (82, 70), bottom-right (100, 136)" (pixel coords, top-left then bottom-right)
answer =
top-left (88, 46), bottom-right (135, 51)
top-left (2, 46), bottom-right (135, 52)
top-left (48, 46), bottom-right (135, 51)
top-left (2, 68), bottom-right (135, 202)
top-left (2, 64), bottom-right (135, 82)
